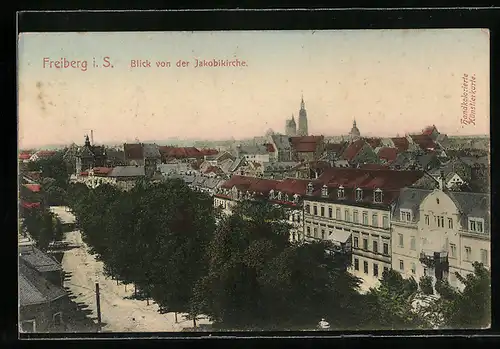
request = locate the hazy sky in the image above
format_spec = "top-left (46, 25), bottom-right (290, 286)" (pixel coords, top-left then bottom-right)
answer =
top-left (18, 29), bottom-right (490, 148)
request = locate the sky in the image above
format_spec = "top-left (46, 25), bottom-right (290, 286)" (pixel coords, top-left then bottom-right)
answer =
top-left (18, 29), bottom-right (490, 148)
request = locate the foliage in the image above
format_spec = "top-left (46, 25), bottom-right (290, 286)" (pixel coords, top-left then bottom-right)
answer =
top-left (419, 275), bottom-right (434, 295)
top-left (361, 269), bottom-right (431, 330)
top-left (21, 208), bottom-right (62, 251)
top-left (192, 199), bottom-right (362, 330)
top-left (433, 263), bottom-right (491, 328)
top-left (27, 150), bottom-right (69, 189)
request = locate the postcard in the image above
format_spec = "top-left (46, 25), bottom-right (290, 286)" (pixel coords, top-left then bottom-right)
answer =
top-left (18, 29), bottom-right (490, 335)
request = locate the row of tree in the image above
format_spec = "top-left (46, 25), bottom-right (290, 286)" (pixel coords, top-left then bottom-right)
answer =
top-left (65, 178), bottom-right (491, 330)
top-left (21, 207), bottom-right (64, 251)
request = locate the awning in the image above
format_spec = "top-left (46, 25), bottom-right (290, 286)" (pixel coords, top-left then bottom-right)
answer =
top-left (328, 229), bottom-right (352, 245)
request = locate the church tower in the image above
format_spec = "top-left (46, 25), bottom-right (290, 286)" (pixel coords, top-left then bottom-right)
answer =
top-left (297, 95), bottom-right (308, 136)
top-left (349, 119), bottom-right (361, 142)
top-left (285, 114), bottom-right (297, 136)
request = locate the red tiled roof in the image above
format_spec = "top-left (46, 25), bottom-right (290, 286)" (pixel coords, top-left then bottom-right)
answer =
top-left (422, 125), bottom-right (437, 136)
top-left (199, 148), bottom-right (219, 156)
top-left (391, 137), bottom-right (410, 152)
top-left (359, 163), bottom-right (389, 170)
top-left (411, 135), bottom-right (437, 150)
top-left (341, 139), bottom-right (366, 161)
top-left (204, 166), bottom-right (224, 175)
top-left (309, 168), bottom-right (424, 205)
top-left (275, 178), bottom-right (310, 195)
top-left (24, 184), bottom-right (41, 192)
top-left (160, 146), bottom-right (203, 159)
top-left (21, 201), bottom-right (41, 209)
top-left (377, 147), bottom-right (399, 163)
top-left (265, 143), bottom-right (275, 153)
top-left (290, 136), bottom-right (324, 153)
top-left (325, 142), bottom-right (345, 153)
top-left (363, 137), bottom-right (382, 149)
top-left (124, 143), bottom-right (144, 160)
top-left (19, 152), bottom-right (32, 160)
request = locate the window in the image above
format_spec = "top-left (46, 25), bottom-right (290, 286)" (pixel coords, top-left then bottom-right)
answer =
top-left (400, 209), bottom-right (412, 222)
top-left (373, 240), bottom-right (379, 253)
top-left (356, 188), bottom-right (363, 201)
top-left (363, 261), bottom-right (369, 274)
top-left (450, 243), bottom-right (456, 258)
top-left (345, 209), bottom-right (350, 222)
top-left (448, 218), bottom-right (453, 229)
top-left (307, 226), bottom-right (311, 236)
top-left (481, 249), bottom-right (488, 266)
top-left (314, 228), bottom-right (318, 238)
top-left (374, 188), bottom-right (383, 203)
top-left (21, 320), bottom-right (36, 333)
top-left (477, 221), bottom-right (483, 232)
top-left (297, 215), bottom-right (301, 223)
top-left (465, 246), bottom-right (471, 261)
top-left (372, 214), bottom-right (378, 227)
top-left (398, 233), bottom-right (404, 248)
top-left (362, 212), bottom-right (368, 225)
top-left (313, 206), bottom-right (318, 215)
top-left (373, 263), bottom-right (379, 277)
top-left (306, 204), bottom-right (310, 214)
top-left (383, 242), bottom-right (389, 255)
top-left (321, 229), bottom-right (325, 240)
top-left (411, 262), bottom-right (416, 274)
top-left (425, 215), bottom-right (430, 225)
top-left (353, 211), bottom-right (359, 223)
top-left (410, 236), bottom-right (416, 251)
top-left (363, 238), bottom-right (368, 250)
top-left (354, 258), bottom-right (359, 270)
top-left (328, 207), bottom-right (333, 218)
top-left (399, 260), bottom-right (404, 271)
top-left (353, 237), bottom-right (359, 248)
top-left (437, 216), bottom-right (444, 228)
top-left (336, 208), bottom-right (341, 220)
top-left (321, 185), bottom-right (328, 197)
top-left (320, 207), bottom-right (325, 217)
top-left (338, 186), bottom-right (345, 199)
top-left (383, 215), bottom-right (389, 229)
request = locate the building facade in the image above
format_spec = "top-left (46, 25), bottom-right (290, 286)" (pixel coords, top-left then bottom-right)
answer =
top-left (391, 185), bottom-right (490, 291)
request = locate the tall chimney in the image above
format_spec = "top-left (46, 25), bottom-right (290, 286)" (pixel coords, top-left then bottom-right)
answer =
top-left (439, 170), bottom-right (445, 191)
top-left (90, 130), bottom-right (94, 145)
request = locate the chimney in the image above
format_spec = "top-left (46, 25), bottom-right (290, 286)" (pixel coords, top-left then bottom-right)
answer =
top-left (90, 130), bottom-right (94, 145)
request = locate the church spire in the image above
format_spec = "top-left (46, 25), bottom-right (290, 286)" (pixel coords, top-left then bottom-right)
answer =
top-left (353, 118), bottom-right (357, 127)
top-left (84, 134), bottom-right (90, 147)
top-left (300, 94), bottom-right (305, 110)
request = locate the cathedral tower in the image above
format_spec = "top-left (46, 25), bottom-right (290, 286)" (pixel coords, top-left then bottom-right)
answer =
top-left (297, 95), bottom-right (308, 136)
top-left (285, 114), bottom-right (297, 136)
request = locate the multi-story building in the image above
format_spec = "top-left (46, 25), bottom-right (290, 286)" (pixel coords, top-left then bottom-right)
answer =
top-left (213, 175), bottom-right (309, 242)
top-left (302, 167), bottom-right (425, 291)
top-left (391, 180), bottom-right (490, 291)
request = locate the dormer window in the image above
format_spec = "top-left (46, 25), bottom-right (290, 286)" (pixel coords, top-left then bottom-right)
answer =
top-left (355, 188), bottom-right (363, 201)
top-left (269, 189), bottom-right (275, 200)
top-left (284, 194), bottom-right (289, 202)
top-left (338, 186), bottom-right (345, 199)
top-left (277, 191), bottom-right (282, 200)
top-left (307, 182), bottom-right (313, 195)
top-left (293, 193), bottom-right (300, 203)
top-left (374, 188), bottom-right (383, 203)
top-left (321, 185), bottom-right (328, 197)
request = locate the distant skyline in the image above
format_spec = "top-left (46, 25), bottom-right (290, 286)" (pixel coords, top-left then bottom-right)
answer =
top-left (18, 29), bottom-right (490, 148)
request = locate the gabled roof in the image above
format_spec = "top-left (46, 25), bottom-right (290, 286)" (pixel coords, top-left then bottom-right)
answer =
top-left (19, 152), bottom-right (32, 160)
top-left (108, 166), bottom-right (145, 177)
top-left (199, 148), bottom-right (219, 156)
top-left (19, 245), bottom-right (62, 273)
top-left (237, 144), bottom-right (268, 155)
top-left (377, 147), bottom-right (399, 163)
top-left (341, 139), bottom-right (366, 161)
top-left (290, 136), bottom-right (324, 153)
top-left (19, 263), bottom-right (66, 307)
top-left (21, 201), bottom-right (41, 209)
top-left (325, 142), bottom-right (346, 153)
top-left (411, 134), bottom-right (438, 150)
top-left (143, 143), bottom-right (161, 158)
top-left (271, 134), bottom-right (292, 151)
top-left (124, 143), bottom-right (144, 160)
top-left (391, 137), bottom-right (410, 152)
top-left (422, 125), bottom-right (437, 136)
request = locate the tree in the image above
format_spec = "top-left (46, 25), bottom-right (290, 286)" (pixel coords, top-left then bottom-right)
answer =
top-left (361, 269), bottom-right (431, 330)
top-left (434, 263), bottom-right (491, 328)
top-left (419, 275), bottom-right (434, 295)
top-left (27, 150), bottom-right (69, 189)
top-left (21, 208), bottom-right (60, 251)
top-left (193, 199), bottom-right (362, 330)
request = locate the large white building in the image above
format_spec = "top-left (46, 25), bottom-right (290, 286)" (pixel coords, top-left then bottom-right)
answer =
top-left (391, 184), bottom-right (490, 291)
